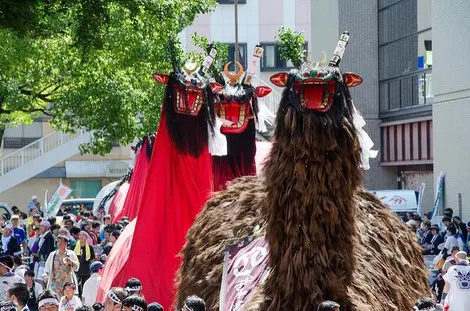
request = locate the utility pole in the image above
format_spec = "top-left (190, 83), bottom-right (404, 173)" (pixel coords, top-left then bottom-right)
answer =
top-left (234, 0), bottom-right (239, 69)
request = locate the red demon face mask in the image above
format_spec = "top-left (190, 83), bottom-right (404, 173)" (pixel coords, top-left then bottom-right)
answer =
top-left (214, 61), bottom-right (272, 134)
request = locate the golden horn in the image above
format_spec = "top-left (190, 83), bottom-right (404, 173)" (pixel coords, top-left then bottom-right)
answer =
top-left (319, 51), bottom-right (328, 67)
top-left (224, 61), bottom-right (244, 84)
top-left (183, 62), bottom-right (199, 75)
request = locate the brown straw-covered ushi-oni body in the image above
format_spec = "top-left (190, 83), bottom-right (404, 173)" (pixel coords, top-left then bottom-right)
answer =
top-left (176, 32), bottom-right (429, 311)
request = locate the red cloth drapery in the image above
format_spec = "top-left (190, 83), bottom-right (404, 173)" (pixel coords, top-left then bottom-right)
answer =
top-left (107, 182), bottom-right (130, 223)
top-left (97, 114), bottom-right (213, 309)
top-left (110, 141), bottom-right (151, 223)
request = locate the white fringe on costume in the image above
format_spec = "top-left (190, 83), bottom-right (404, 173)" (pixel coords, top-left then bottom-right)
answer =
top-left (352, 104), bottom-right (378, 170)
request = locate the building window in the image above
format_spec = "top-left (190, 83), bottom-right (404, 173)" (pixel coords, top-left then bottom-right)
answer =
top-left (70, 180), bottom-right (102, 199)
top-left (378, 0), bottom-right (432, 116)
top-left (260, 42), bottom-right (308, 72)
top-left (225, 43), bottom-right (247, 71)
top-left (217, 0), bottom-right (246, 4)
top-left (2, 137), bottom-right (42, 148)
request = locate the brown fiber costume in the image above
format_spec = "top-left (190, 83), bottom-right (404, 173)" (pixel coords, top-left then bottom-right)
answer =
top-left (175, 32), bottom-right (429, 311)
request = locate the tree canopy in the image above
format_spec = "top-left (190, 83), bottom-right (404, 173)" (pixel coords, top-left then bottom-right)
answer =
top-left (0, 0), bottom-right (218, 154)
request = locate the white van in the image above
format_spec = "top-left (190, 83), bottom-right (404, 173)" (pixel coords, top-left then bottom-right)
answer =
top-left (370, 190), bottom-right (419, 214)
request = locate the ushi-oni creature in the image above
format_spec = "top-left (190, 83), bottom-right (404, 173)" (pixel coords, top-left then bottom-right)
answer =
top-left (153, 62), bottom-right (223, 157)
top-left (213, 57), bottom-right (272, 191)
top-left (175, 31), bottom-right (429, 311)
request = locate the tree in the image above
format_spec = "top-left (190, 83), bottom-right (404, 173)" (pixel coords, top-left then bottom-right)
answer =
top-left (0, 0), bottom-right (217, 154)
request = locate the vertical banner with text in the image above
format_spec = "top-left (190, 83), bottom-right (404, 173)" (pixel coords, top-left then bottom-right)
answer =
top-left (45, 183), bottom-right (72, 218)
top-left (417, 182), bottom-right (426, 216)
top-left (220, 237), bottom-right (270, 311)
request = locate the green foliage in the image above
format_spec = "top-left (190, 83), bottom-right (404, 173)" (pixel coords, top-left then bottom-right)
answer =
top-left (275, 26), bottom-right (306, 68)
top-left (0, 0), bottom-right (218, 154)
top-left (188, 32), bottom-right (229, 73)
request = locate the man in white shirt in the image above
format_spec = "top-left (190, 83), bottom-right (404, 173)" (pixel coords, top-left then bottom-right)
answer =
top-left (82, 261), bottom-right (104, 305)
top-left (0, 256), bottom-right (25, 301)
top-left (442, 251), bottom-right (470, 311)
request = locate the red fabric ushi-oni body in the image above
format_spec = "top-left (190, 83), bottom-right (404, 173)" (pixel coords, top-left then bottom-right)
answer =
top-left (97, 114), bottom-right (213, 308)
top-left (97, 67), bottom-right (217, 310)
top-left (109, 140), bottom-right (151, 223)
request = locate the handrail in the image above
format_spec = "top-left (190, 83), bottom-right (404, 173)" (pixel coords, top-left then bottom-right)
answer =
top-left (0, 129), bottom-right (87, 176)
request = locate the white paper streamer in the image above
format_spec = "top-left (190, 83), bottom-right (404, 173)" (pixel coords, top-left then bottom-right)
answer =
top-left (256, 102), bottom-right (276, 133)
top-left (208, 118), bottom-right (228, 156)
top-left (352, 104), bottom-right (378, 170)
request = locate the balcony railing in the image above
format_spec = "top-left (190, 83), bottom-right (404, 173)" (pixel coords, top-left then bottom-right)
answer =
top-left (379, 69), bottom-right (433, 114)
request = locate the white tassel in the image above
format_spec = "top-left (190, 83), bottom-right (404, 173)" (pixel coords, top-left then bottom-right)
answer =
top-left (256, 101), bottom-right (276, 133)
top-left (208, 117), bottom-right (228, 156)
top-left (352, 104), bottom-right (378, 170)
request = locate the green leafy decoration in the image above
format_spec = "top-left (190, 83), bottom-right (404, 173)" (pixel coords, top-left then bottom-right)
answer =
top-left (0, 0), bottom-right (218, 154)
top-left (275, 26), bottom-right (306, 68)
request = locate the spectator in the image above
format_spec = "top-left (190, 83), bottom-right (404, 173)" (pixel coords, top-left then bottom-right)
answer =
top-left (316, 301), bottom-right (340, 311)
top-left (48, 217), bottom-right (57, 227)
top-left (453, 216), bottom-right (468, 242)
top-left (69, 227), bottom-right (81, 250)
top-left (28, 226), bottom-right (40, 270)
top-left (0, 255), bottom-right (25, 301)
top-left (442, 246), bottom-right (460, 274)
top-left (92, 303), bottom-right (104, 311)
top-left (122, 295), bottom-right (147, 311)
top-left (103, 288), bottom-right (129, 311)
top-left (43, 231), bottom-right (79, 296)
top-left (442, 251), bottom-right (470, 311)
top-left (103, 231), bottom-right (119, 255)
top-left (24, 270), bottom-right (43, 311)
top-left (442, 225), bottom-right (464, 259)
top-left (431, 273), bottom-right (445, 303)
top-left (441, 216), bottom-right (452, 238)
top-left (444, 208), bottom-right (454, 217)
top-left (35, 221), bottom-right (55, 281)
top-left (182, 296), bottom-right (205, 311)
top-left (0, 215), bottom-right (7, 228)
top-left (64, 220), bottom-right (74, 232)
top-left (83, 262), bottom-right (104, 305)
top-left (59, 282), bottom-right (82, 311)
top-left (25, 207), bottom-right (39, 237)
top-left (466, 222), bottom-right (470, 254)
top-left (89, 222), bottom-right (101, 245)
top-left (7, 282), bottom-right (29, 311)
top-left (51, 224), bottom-right (61, 241)
top-left (1, 225), bottom-right (22, 256)
top-left (75, 306), bottom-right (93, 311)
top-left (125, 278), bottom-right (143, 297)
top-left (75, 231), bottom-right (95, 297)
top-left (147, 303), bottom-right (163, 311)
top-left (0, 301), bottom-right (16, 311)
top-left (27, 196), bottom-right (39, 213)
top-left (11, 215), bottom-right (27, 252)
top-left (13, 255), bottom-right (28, 279)
top-left (419, 220), bottom-right (433, 246)
top-left (37, 290), bottom-right (60, 311)
top-left (414, 298), bottom-right (435, 311)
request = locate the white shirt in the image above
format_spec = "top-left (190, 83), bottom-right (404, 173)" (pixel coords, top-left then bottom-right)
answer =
top-left (82, 273), bottom-right (101, 305)
top-left (0, 272), bottom-right (25, 301)
top-left (443, 264), bottom-right (470, 311)
top-left (444, 235), bottom-right (464, 254)
top-left (59, 295), bottom-right (82, 311)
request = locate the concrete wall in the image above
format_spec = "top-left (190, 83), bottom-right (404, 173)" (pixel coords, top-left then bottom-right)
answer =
top-left (338, 0), bottom-right (397, 190)
top-left (433, 0), bottom-right (470, 219)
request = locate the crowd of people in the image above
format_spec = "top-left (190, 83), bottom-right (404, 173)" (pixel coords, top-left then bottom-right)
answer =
top-left (2, 195), bottom-right (469, 310)
top-left (403, 208), bottom-right (470, 310)
top-left (0, 196), bottom-right (207, 311)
